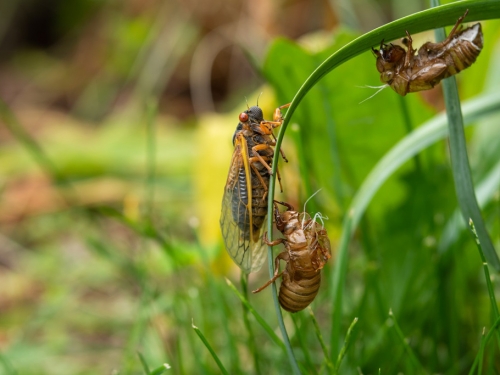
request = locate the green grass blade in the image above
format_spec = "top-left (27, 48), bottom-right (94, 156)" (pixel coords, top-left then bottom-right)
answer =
top-left (0, 99), bottom-right (63, 184)
top-left (432, 28), bottom-right (500, 279)
top-left (192, 320), bottom-right (229, 375)
top-left (0, 98), bottom-right (77, 205)
top-left (291, 315), bottom-right (316, 374)
top-left (225, 278), bottom-right (287, 352)
top-left (148, 364), bottom-right (171, 375)
top-left (264, 203), bottom-right (300, 372)
top-left (123, 287), bottom-right (154, 373)
top-left (469, 316), bottom-right (500, 375)
top-left (0, 352), bottom-right (17, 375)
top-left (440, 159), bottom-right (500, 252)
top-left (240, 274), bottom-right (262, 375)
top-left (389, 310), bottom-right (427, 374)
top-left (137, 351), bottom-right (151, 374)
top-left (308, 307), bottom-right (334, 372)
top-left (144, 98), bottom-right (159, 220)
top-left (334, 317), bottom-right (358, 374)
top-left (469, 220), bottom-right (500, 320)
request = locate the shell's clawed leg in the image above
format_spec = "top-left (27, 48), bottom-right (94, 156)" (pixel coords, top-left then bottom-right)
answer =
top-left (273, 200), bottom-right (294, 211)
top-left (271, 200), bottom-right (294, 232)
top-left (404, 30), bottom-right (414, 67)
top-left (252, 251), bottom-right (289, 293)
top-left (262, 231), bottom-right (284, 247)
top-left (444, 9), bottom-right (469, 43)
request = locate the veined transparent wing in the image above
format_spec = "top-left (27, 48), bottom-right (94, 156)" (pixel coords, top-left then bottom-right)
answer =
top-left (220, 134), bottom-right (267, 273)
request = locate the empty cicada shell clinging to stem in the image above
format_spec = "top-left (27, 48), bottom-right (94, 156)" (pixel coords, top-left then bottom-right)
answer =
top-left (372, 10), bottom-right (483, 96)
top-left (220, 103), bottom-right (290, 273)
top-left (252, 200), bottom-right (332, 313)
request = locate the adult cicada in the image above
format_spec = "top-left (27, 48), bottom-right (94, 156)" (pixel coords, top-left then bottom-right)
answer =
top-left (220, 103), bottom-right (290, 273)
top-left (253, 201), bottom-right (331, 312)
top-left (373, 10), bottom-right (483, 96)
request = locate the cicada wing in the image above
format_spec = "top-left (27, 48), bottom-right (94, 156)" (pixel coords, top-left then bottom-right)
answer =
top-left (248, 232), bottom-right (267, 273)
top-left (220, 135), bottom-right (267, 273)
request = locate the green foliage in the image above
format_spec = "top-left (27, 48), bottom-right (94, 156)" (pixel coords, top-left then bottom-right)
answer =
top-left (261, 1), bottom-right (500, 373)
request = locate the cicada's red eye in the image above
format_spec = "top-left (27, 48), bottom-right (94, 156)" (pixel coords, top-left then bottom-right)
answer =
top-left (239, 112), bottom-right (249, 122)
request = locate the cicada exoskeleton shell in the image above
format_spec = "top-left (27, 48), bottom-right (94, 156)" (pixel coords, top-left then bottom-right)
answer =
top-left (373, 10), bottom-right (483, 96)
top-left (252, 201), bottom-right (332, 312)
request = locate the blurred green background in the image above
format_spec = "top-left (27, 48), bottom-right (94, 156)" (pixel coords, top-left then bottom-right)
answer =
top-left (1, 0), bottom-right (500, 374)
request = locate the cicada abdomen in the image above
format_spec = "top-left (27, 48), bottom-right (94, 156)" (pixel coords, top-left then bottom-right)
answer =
top-left (252, 201), bottom-right (331, 312)
top-left (220, 104), bottom-right (289, 273)
top-left (373, 10), bottom-right (483, 96)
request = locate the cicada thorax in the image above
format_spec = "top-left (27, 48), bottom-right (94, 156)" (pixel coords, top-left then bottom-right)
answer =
top-left (253, 201), bottom-right (332, 312)
top-left (373, 10), bottom-right (483, 96)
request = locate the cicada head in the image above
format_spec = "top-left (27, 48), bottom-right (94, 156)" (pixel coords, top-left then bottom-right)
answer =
top-left (234, 105), bottom-right (265, 142)
top-left (233, 105), bottom-right (264, 142)
top-left (373, 42), bottom-right (406, 83)
top-left (238, 106), bottom-right (264, 125)
top-left (247, 106), bottom-right (264, 123)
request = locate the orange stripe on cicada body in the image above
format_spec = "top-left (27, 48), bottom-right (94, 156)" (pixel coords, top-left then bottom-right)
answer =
top-left (252, 201), bottom-right (332, 312)
top-left (372, 10), bottom-right (483, 96)
top-left (220, 103), bottom-right (290, 273)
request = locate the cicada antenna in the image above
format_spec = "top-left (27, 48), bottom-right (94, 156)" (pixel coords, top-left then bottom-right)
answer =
top-left (256, 92), bottom-right (263, 106)
top-left (358, 84), bottom-right (389, 104)
top-left (301, 188), bottom-right (322, 229)
top-left (244, 97), bottom-right (249, 109)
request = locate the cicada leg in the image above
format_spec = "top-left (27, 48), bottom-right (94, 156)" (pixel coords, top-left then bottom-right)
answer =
top-left (275, 102), bottom-right (291, 119)
top-left (249, 144), bottom-right (284, 192)
top-left (267, 134), bottom-right (289, 163)
top-left (265, 103), bottom-right (291, 124)
top-left (278, 148), bottom-right (288, 163)
top-left (250, 144), bottom-right (274, 174)
top-left (445, 9), bottom-right (469, 43)
top-left (403, 30), bottom-right (415, 67)
top-left (273, 200), bottom-right (294, 211)
top-left (275, 167), bottom-right (284, 193)
top-left (252, 251), bottom-right (289, 294)
top-left (272, 200), bottom-right (294, 232)
top-left (259, 103), bottom-right (291, 132)
top-left (262, 231), bottom-right (285, 247)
